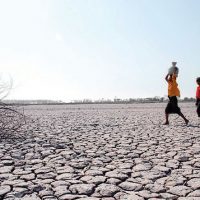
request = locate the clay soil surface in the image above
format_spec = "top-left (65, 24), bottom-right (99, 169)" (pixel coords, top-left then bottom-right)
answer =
top-left (0, 103), bottom-right (200, 200)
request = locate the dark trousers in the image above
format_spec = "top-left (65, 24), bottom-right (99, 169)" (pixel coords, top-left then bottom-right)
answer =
top-left (197, 98), bottom-right (200, 117)
top-left (165, 96), bottom-right (181, 114)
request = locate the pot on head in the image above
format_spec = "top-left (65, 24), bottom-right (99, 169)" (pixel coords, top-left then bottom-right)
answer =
top-left (168, 66), bottom-right (179, 75)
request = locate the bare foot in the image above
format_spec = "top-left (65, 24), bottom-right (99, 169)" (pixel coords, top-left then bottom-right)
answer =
top-left (163, 122), bottom-right (169, 125)
top-left (185, 119), bottom-right (189, 125)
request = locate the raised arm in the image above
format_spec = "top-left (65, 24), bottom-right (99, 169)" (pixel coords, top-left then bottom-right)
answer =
top-left (165, 74), bottom-right (169, 82)
top-left (165, 74), bottom-right (172, 82)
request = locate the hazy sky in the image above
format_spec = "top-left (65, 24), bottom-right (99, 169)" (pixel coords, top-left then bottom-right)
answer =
top-left (0, 0), bottom-right (199, 102)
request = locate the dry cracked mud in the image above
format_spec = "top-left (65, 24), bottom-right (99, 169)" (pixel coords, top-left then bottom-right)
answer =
top-left (0, 103), bottom-right (200, 200)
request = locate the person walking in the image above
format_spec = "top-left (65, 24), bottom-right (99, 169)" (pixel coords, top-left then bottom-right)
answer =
top-left (195, 77), bottom-right (200, 118)
top-left (163, 62), bottom-right (189, 125)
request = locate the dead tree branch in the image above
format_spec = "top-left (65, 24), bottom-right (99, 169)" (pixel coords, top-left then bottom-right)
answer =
top-left (0, 76), bottom-right (26, 139)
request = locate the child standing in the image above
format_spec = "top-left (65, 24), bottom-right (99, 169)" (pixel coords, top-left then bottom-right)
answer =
top-left (164, 62), bottom-right (189, 125)
top-left (196, 77), bottom-right (200, 117)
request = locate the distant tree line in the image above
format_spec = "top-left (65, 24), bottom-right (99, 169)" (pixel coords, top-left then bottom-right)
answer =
top-left (70, 96), bottom-right (196, 104)
top-left (3, 97), bottom-right (196, 105)
top-left (180, 97), bottom-right (196, 102)
top-left (3, 99), bottom-right (64, 105)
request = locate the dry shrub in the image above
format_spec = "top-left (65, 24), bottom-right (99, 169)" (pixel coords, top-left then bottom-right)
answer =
top-left (0, 76), bottom-right (26, 139)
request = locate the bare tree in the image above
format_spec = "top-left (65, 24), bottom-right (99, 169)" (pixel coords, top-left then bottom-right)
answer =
top-left (0, 74), bottom-right (13, 100)
top-left (0, 76), bottom-right (26, 138)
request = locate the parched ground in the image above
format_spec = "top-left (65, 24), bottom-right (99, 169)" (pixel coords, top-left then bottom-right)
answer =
top-left (0, 103), bottom-right (200, 200)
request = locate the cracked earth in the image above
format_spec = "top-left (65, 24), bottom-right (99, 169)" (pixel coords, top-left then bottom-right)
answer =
top-left (0, 103), bottom-right (200, 200)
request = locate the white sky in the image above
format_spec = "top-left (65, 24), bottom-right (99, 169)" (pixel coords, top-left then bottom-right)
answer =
top-left (0, 0), bottom-right (199, 102)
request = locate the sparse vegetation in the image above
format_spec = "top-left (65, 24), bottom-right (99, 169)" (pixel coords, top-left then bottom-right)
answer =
top-left (0, 77), bottom-right (26, 138)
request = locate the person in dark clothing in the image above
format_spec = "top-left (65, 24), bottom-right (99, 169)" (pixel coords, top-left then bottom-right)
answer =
top-left (196, 77), bottom-right (200, 117)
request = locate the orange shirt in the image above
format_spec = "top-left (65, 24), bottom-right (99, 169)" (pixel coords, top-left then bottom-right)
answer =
top-left (196, 85), bottom-right (200, 99)
top-left (168, 75), bottom-right (180, 97)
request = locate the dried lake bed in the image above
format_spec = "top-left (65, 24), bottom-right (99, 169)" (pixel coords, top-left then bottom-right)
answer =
top-left (0, 103), bottom-right (200, 200)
